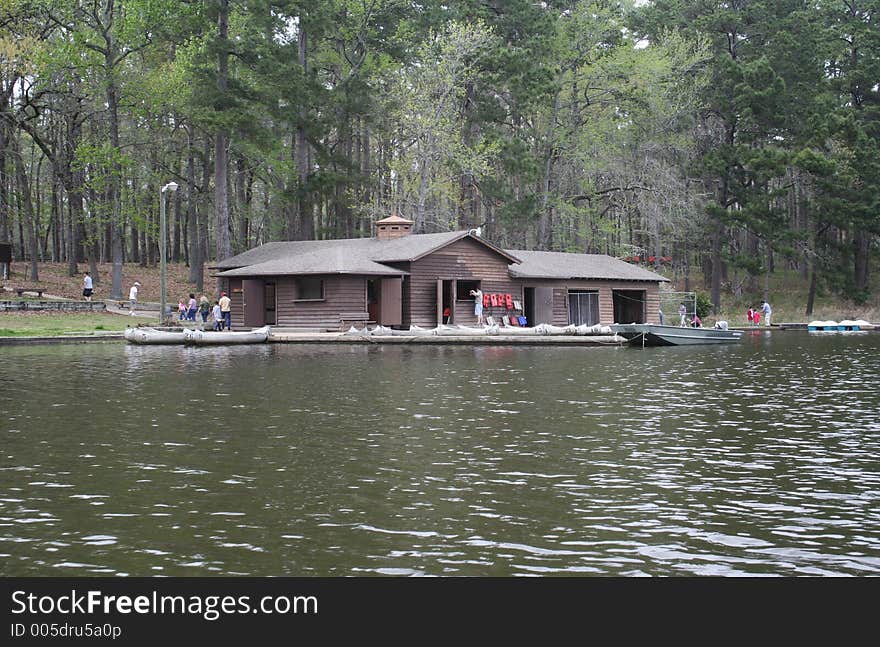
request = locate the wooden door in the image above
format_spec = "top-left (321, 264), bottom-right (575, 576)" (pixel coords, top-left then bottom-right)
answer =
top-left (534, 287), bottom-right (554, 325)
top-left (379, 277), bottom-right (402, 325)
top-left (242, 279), bottom-right (265, 327)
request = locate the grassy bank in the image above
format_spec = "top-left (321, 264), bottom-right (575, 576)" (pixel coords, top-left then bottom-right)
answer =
top-left (0, 312), bottom-right (133, 337)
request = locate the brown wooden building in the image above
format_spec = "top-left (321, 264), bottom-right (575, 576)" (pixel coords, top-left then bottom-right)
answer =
top-left (213, 215), bottom-right (668, 330)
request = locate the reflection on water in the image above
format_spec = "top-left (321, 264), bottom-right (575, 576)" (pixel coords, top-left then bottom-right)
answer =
top-left (1, 332), bottom-right (879, 576)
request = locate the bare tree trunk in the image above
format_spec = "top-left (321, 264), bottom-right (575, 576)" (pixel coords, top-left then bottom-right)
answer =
top-left (296, 25), bottom-right (313, 240)
top-left (853, 229), bottom-right (869, 294)
top-left (805, 258), bottom-right (817, 316)
top-left (186, 126), bottom-right (203, 289)
top-left (0, 118), bottom-right (8, 244)
top-left (13, 136), bottom-right (39, 280)
top-left (214, 0), bottom-right (232, 266)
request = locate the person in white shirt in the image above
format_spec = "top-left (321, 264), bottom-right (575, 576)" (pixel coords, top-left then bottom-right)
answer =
top-left (82, 272), bottom-right (93, 301)
top-left (761, 301), bottom-right (772, 327)
top-left (212, 302), bottom-right (222, 331)
top-left (129, 281), bottom-right (141, 315)
top-left (469, 288), bottom-right (484, 325)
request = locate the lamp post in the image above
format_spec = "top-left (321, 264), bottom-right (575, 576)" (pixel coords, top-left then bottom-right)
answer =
top-left (159, 181), bottom-right (178, 323)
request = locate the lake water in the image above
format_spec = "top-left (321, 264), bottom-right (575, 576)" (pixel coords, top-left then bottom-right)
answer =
top-left (1, 331), bottom-right (879, 576)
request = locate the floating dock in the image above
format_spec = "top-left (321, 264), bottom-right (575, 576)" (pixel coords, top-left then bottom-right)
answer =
top-left (267, 330), bottom-right (625, 345)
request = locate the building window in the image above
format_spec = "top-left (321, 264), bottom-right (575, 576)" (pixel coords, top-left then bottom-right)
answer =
top-left (295, 278), bottom-right (324, 301)
top-left (456, 280), bottom-right (480, 301)
top-left (569, 290), bottom-right (599, 325)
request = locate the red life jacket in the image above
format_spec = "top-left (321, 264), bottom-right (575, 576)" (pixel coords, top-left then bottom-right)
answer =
top-left (505, 293), bottom-right (513, 309)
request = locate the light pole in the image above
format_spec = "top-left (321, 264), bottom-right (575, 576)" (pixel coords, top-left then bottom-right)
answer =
top-left (159, 181), bottom-right (178, 324)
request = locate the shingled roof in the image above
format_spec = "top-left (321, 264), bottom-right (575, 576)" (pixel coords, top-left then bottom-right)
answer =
top-left (215, 231), bottom-right (519, 277)
top-left (506, 250), bottom-right (670, 282)
top-left (213, 232), bottom-right (667, 284)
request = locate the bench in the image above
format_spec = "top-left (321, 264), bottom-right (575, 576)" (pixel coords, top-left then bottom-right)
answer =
top-left (13, 287), bottom-right (44, 298)
top-left (339, 311), bottom-right (372, 330)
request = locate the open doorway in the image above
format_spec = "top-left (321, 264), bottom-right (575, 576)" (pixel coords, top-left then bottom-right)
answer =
top-left (612, 289), bottom-right (646, 323)
top-left (264, 282), bottom-right (276, 325)
top-left (438, 279), bottom-right (455, 324)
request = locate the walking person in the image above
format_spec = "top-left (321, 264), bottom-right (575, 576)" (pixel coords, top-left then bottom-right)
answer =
top-left (761, 300), bottom-right (772, 327)
top-left (178, 300), bottom-right (187, 320)
top-left (199, 295), bottom-right (210, 323)
top-left (219, 291), bottom-right (232, 330)
top-left (82, 272), bottom-right (93, 301)
top-left (469, 287), bottom-right (484, 326)
top-left (187, 293), bottom-right (198, 321)
top-left (128, 281), bottom-right (141, 315)
top-left (212, 301), bottom-right (223, 331)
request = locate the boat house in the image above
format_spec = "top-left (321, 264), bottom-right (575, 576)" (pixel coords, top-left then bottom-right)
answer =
top-left (212, 215), bottom-right (668, 330)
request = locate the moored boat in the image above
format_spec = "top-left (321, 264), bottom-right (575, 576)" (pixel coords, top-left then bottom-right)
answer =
top-left (610, 323), bottom-right (743, 346)
top-left (183, 325), bottom-right (270, 345)
top-left (124, 327), bottom-right (186, 345)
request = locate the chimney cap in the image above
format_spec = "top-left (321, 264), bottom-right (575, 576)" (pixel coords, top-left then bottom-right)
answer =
top-left (376, 214), bottom-right (414, 225)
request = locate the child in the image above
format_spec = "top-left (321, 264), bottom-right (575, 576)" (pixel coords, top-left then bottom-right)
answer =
top-left (178, 300), bottom-right (187, 320)
top-left (752, 309), bottom-right (760, 326)
top-left (746, 307), bottom-right (754, 327)
top-left (212, 301), bottom-right (222, 331)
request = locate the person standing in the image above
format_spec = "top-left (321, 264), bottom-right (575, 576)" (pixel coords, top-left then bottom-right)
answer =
top-left (746, 307), bottom-right (754, 327)
top-left (187, 293), bottom-right (197, 321)
top-left (219, 291), bottom-right (232, 330)
top-left (658, 308), bottom-right (664, 325)
top-left (469, 288), bottom-right (484, 326)
top-left (212, 301), bottom-right (223, 331)
top-left (678, 302), bottom-right (687, 327)
top-left (761, 300), bottom-right (772, 327)
top-left (199, 295), bottom-right (210, 323)
top-left (82, 272), bottom-right (93, 301)
top-left (128, 281), bottom-right (141, 315)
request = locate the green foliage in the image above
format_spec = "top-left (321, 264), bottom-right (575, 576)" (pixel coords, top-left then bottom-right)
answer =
top-left (695, 291), bottom-right (713, 319)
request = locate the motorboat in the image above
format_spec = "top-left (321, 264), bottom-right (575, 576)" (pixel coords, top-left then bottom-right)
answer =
top-left (610, 323), bottom-right (743, 346)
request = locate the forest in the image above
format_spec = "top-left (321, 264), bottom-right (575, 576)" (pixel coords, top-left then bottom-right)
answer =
top-left (1, 0), bottom-right (878, 314)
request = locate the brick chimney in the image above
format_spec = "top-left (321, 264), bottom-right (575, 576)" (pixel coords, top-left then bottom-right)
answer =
top-left (375, 214), bottom-right (414, 240)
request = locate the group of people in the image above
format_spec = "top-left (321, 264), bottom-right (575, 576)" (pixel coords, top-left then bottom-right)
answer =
top-left (178, 292), bottom-right (232, 330)
top-left (677, 303), bottom-right (701, 327)
top-left (747, 302), bottom-right (772, 327)
top-left (120, 277), bottom-right (231, 328)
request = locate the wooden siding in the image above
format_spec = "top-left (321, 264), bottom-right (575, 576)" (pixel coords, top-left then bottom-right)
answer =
top-left (275, 275), bottom-right (367, 329)
top-left (405, 237), bottom-right (522, 327)
top-left (517, 279), bottom-right (661, 325)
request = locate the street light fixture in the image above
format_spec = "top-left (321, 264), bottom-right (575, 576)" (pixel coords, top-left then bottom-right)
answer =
top-left (159, 181), bottom-right (178, 323)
